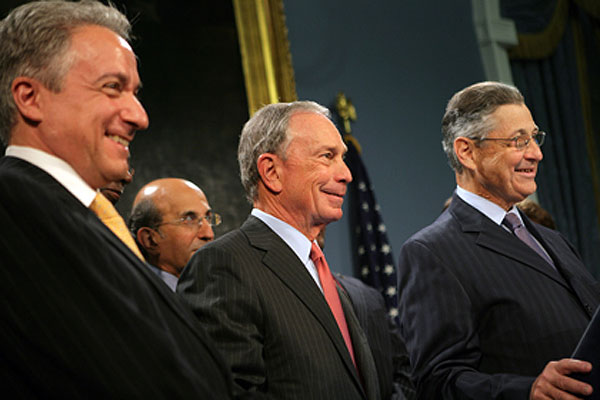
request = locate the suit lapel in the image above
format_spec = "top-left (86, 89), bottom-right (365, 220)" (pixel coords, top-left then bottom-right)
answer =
top-left (524, 216), bottom-right (580, 279)
top-left (523, 215), bottom-right (599, 310)
top-left (84, 210), bottom-right (212, 336)
top-left (451, 195), bottom-right (571, 291)
top-left (17, 159), bottom-right (209, 343)
top-left (241, 216), bottom-right (366, 396)
top-left (338, 286), bottom-right (380, 400)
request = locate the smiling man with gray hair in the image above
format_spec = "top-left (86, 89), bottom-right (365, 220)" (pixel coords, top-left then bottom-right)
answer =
top-left (0, 1), bottom-right (233, 397)
top-left (397, 81), bottom-right (600, 399)
top-left (178, 100), bottom-right (382, 399)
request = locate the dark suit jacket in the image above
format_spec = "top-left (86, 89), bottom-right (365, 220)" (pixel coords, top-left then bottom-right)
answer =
top-left (397, 194), bottom-right (600, 399)
top-left (0, 156), bottom-right (233, 398)
top-left (178, 216), bottom-right (380, 399)
top-left (337, 275), bottom-right (416, 400)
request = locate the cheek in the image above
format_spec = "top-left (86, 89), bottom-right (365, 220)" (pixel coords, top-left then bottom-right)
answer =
top-left (483, 152), bottom-right (510, 177)
top-left (182, 231), bottom-right (200, 247)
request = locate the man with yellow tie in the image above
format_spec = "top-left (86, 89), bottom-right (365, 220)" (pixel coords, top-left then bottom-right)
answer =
top-left (0, 1), bottom-right (233, 398)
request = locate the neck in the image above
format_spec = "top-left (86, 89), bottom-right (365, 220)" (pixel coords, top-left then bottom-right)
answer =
top-left (254, 198), bottom-right (322, 241)
top-left (456, 173), bottom-right (514, 211)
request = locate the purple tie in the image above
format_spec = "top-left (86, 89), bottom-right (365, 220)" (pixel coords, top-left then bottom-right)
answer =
top-left (502, 213), bottom-right (555, 268)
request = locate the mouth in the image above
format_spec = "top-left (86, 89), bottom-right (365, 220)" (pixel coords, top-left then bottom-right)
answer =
top-left (104, 187), bottom-right (124, 196)
top-left (323, 190), bottom-right (345, 199)
top-left (514, 166), bottom-right (537, 179)
top-left (322, 189), bottom-right (346, 205)
top-left (107, 134), bottom-right (130, 148)
top-left (99, 188), bottom-right (122, 204)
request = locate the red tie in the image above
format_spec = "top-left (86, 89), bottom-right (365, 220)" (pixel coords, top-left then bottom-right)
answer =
top-left (310, 242), bottom-right (356, 368)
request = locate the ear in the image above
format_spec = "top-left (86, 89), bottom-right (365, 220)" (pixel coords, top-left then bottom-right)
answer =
top-left (256, 153), bottom-right (283, 194)
top-left (454, 137), bottom-right (477, 172)
top-left (136, 227), bottom-right (160, 256)
top-left (11, 77), bottom-right (44, 123)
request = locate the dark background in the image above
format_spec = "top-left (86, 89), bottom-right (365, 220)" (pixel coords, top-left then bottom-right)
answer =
top-left (1, 0), bottom-right (251, 235)
top-left (114, 0), bottom-right (250, 234)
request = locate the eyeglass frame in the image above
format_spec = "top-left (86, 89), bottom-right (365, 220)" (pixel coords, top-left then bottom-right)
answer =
top-left (475, 131), bottom-right (546, 150)
top-left (156, 212), bottom-right (222, 230)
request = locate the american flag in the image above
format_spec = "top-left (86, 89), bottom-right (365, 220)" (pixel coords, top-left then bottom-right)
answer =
top-left (344, 135), bottom-right (399, 324)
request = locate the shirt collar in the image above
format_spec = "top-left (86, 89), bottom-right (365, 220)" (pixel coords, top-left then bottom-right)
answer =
top-left (6, 145), bottom-right (97, 207)
top-left (158, 270), bottom-right (179, 292)
top-left (251, 208), bottom-right (312, 265)
top-left (455, 185), bottom-right (522, 226)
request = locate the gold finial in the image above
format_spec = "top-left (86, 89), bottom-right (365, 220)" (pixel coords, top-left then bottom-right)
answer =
top-left (335, 92), bottom-right (357, 134)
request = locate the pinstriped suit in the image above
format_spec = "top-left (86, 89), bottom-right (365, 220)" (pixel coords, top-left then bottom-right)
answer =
top-left (397, 194), bottom-right (600, 399)
top-left (337, 275), bottom-right (416, 400)
top-left (177, 216), bottom-right (380, 399)
top-left (0, 157), bottom-right (234, 398)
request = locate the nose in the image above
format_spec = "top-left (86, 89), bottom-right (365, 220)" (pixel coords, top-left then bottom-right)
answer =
top-left (122, 94), bottom-right (149, 130)
top-left (337, 158), bottom-right (353, 184)
top-left (524, 139), bottom-right (543, 162)
top-left (197, 222), bottom-right (215, 242)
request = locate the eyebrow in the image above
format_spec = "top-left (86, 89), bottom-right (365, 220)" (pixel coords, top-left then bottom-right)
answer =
top-left (180, 209), bottom-right (212, 218)
top-left (94, 72), bottom-right (143, 92)
top-left (317, 144), bottom-right (346, 154)
top-left (179, 211), bottom-right (198, 219)
top-left (513, 126), bottom-right (539, 136)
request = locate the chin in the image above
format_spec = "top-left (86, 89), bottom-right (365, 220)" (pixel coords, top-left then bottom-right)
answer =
top-left (323, 210), bottom-right (344, 223)
top-left (518, 187), bottom-right (537, 199)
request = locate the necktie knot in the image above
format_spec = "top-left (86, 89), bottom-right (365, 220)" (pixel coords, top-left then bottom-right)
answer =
top-left (90, 193), bottom-right (145, 261)
top-left (310, 242), bottom-right (325, 264)
top-left (502, 212), bottom-right (522, 232)
top-left (502, 211), bottom-right (555, 268)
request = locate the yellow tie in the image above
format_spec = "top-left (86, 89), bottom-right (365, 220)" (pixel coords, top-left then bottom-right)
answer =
top-left (89, 192), bottom-right (145, 261)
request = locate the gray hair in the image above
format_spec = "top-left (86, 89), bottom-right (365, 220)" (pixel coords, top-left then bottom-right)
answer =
top-left (441, 81), bottom-right (524, 173)
top-left (0, 0), bottom-right (131, 144)
top-left (238, 100), bottom-right (331, 203)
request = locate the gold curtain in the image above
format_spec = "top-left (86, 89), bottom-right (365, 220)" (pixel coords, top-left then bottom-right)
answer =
top-left (233, 0), bottom-right (297, 116)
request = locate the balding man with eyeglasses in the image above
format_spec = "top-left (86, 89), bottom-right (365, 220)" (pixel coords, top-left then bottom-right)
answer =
top-left (129, 178), bottom-right (221, 291)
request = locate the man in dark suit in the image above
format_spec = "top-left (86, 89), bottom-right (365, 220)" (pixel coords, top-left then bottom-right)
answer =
top-left (337, 275), bottom-right (416, 400)
top-left (178, 101), bottom-right (380, 399)
top-left (397, 81), bottom-right (600, 399)
top-left (0, 1), bottom-right (234, 397)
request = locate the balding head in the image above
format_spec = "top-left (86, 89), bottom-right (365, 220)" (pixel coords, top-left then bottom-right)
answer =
top-left (129, 178), bottom-right (218, 277)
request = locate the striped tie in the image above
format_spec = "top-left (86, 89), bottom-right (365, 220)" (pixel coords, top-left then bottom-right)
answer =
top-left (310, 242), bottom-right (357, 369)
top-left (502, 212), bottom-right (555, 268)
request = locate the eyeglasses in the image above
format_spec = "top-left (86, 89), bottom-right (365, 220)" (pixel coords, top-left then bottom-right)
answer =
top-left (157, 213), bottom-right (222, 230)
top-left (477, 131), bottom-right (546, 150)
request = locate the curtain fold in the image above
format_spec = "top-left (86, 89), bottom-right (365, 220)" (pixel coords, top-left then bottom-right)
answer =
top-left (502, 0), bottom-right (600, 275)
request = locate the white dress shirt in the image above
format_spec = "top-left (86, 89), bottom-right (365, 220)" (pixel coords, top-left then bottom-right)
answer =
top-left (251, 208), bottom-right (323, 292)
top-left (5, 145), bottom-right (96, 207)
top-left (455, 185), bottom-right (552, 260)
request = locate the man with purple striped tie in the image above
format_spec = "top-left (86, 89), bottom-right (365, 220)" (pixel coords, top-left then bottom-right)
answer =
top-left (397, 81), bottom-right (600, 400)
